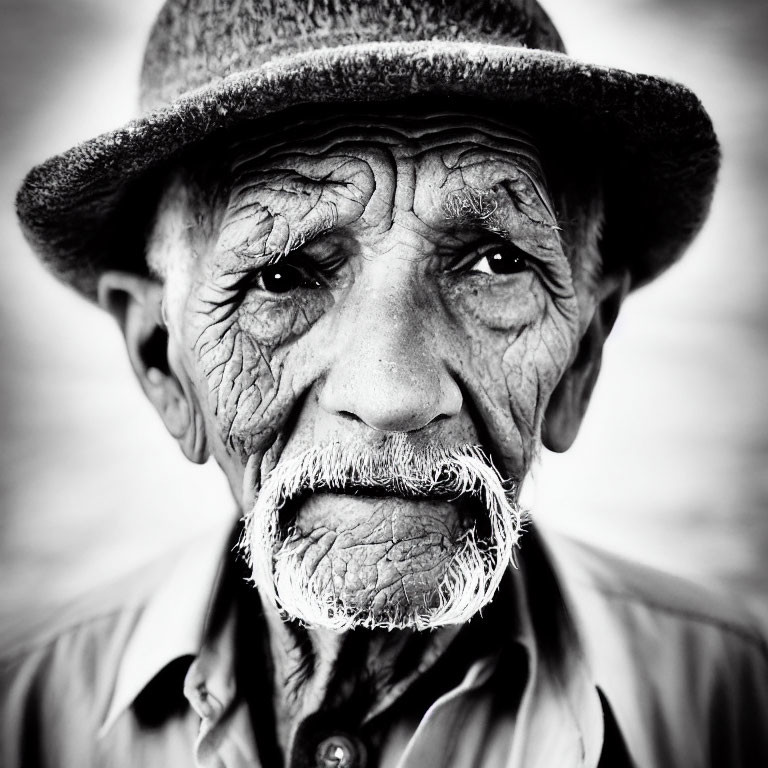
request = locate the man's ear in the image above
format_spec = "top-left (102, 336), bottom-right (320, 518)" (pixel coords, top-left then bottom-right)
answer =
top-left (542, 270), bottom-right (631, 453)
top-left (98, 271), bottom-right (209, 464)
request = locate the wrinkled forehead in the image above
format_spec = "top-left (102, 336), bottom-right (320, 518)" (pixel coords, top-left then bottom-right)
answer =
top-left (167, 101), bottom-right (548, 194)
top-left (212, 112), bottom-right (553, 260)
top-left (229, 106), bottom-right (545, 164)
top-left (224, 106), bottom-right (551, 201)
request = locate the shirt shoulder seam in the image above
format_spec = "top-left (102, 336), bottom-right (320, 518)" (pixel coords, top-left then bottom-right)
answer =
top-left (583, 582), bottom-right (768, 656)
top-left (0, 602), bottom-right (142, 668)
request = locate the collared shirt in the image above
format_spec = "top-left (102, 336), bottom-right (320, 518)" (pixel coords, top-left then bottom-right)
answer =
top-left (2, 518), bottom-right (767, 768)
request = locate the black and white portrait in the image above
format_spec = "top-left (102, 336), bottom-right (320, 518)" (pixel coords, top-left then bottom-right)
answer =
top-left (1, 1), bottom-right (767, 766)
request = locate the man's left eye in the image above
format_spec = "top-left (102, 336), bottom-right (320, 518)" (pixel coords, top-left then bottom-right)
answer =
top-left (469, 243), bottom-right (530, 275)
top-left (256, 262), bottom-right (321, 293)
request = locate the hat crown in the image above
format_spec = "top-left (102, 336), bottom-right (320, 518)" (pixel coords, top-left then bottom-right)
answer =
top-left (140, 0), bottom-right (565, 111)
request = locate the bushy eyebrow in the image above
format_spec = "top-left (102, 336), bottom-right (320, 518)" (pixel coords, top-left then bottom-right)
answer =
top-left (442, 186), bottom-right (505, 233)
top-left (441, 171), bottom-right (559, 238)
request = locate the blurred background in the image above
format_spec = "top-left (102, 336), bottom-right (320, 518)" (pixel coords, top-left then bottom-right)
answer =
top-left (1, 0), bottom-right (767, 635)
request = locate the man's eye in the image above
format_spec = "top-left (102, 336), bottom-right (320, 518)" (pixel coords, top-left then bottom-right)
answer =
top-left (469, 243), bottom-right (530, 275)
top-left (255, 262), bottom-right (322, 293)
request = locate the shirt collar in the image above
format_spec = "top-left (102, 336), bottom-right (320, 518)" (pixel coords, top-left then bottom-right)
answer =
top-left (512, 526), bottom-right (605, 768)
top-left (99, 520), bottom-right (236, 736)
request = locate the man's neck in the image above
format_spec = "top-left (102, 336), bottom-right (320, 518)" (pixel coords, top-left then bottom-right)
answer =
top-left (261, 606), bottom-right (463, 757)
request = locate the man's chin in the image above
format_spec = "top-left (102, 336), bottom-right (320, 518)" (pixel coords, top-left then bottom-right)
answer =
top-left (259, 496), bottom-right (491, 632)
top-left (271, 554), bottom-right (483, 633)
top-left (277, 592), bottom-right (450, 633)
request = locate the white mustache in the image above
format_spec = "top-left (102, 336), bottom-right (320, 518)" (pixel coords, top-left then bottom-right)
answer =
top-left (241, 435), bottom-right (525, 631)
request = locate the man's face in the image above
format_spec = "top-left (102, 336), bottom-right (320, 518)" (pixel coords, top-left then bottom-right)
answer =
top-left (150, 109), bottom-right (590, 630)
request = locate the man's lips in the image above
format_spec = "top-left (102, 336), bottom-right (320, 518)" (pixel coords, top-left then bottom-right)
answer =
top-left (280, 490), bottom-right (489, 541)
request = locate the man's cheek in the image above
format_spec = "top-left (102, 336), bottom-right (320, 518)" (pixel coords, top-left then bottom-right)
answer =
top-left (501, 305), bottom-right (574, 446)
top-left (456, 288), bottom-right (577, 470)
top-left (190, 292), bottom-right (329, 457)
top-left (193, 320), bottom-right (278, 457)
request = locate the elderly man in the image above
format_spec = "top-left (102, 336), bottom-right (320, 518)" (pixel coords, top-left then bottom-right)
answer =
top-left (3, 0), bottom-right (768, 766)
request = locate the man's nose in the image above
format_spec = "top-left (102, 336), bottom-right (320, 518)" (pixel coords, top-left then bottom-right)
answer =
top-left (318, 280), bottom-right (463, 433)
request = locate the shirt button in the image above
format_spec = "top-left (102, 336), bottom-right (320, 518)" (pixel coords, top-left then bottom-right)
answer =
top-left (314, 733), bottom-right (366, 768)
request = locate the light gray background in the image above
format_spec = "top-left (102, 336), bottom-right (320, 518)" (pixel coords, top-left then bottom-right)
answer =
top-left (1, 0), bottom-right (767, 634)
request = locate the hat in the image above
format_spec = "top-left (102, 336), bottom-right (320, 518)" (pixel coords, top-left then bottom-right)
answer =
top-left (16, 0), bottom-right (719, 301)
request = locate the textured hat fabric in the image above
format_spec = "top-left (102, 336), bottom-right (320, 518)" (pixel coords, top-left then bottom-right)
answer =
top-left (16, 0), bottom-right (720, 301)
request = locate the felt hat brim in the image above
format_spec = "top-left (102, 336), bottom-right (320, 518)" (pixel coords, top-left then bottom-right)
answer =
top-left (16, 41), bottom-right (720, 301)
